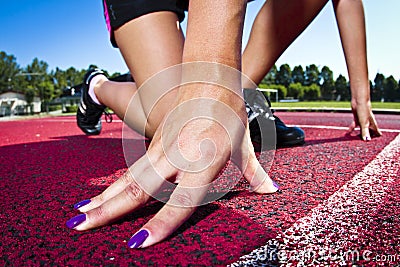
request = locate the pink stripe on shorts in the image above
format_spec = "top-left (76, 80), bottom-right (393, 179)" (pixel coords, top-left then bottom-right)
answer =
top-left (103, 0), bottom-right (112, 36)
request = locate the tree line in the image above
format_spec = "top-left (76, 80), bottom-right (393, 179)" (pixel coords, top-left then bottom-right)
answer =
top-left (1, 50), bottom-right (399, 108)
top-left (0, 51), bottom-right (122, 111)
top-left (259, 64), bottom-right (400, 102)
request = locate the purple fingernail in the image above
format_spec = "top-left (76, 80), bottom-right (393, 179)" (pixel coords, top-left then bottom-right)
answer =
top-left (273, 181), bottom-right (280, 190)
top-left (66, 214), bottom-right (86, 229)
top-left (365, 136), bottom-right (371, 141)
top-left (74, 199), bottom-right (91, 210)
top-left (128, 229), bottom-right (149, 249)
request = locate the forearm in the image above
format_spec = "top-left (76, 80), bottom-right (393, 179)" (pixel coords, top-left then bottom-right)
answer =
top-left (184, 0), bottom-right (245, 68)
top-left (333, 0), bottom-right (370, 103)
top-left (171, 0), bottom-right (249, 132)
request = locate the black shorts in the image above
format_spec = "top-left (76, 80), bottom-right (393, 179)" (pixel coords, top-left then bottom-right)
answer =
top-left (103, 0), bottom-right (189, 47)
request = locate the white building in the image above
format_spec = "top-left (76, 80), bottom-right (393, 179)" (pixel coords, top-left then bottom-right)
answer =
top-left (0, 91), bottom-right (41, 116)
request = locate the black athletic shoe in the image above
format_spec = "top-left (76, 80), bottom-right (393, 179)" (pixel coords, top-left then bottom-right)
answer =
top-left (244, 88), bottom-right (305, 150)
top-left (77, 69), bottom-right (112, 135)
top-left (274, 115), bottom-right (305, 147)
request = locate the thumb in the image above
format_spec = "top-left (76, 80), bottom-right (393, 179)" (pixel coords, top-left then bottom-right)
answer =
top-left (243, 154), bottom-right (279, 194)
top-left (234, 127), bottom-right (278, 194)
top-left (127, 200), bottom-right (197, 249)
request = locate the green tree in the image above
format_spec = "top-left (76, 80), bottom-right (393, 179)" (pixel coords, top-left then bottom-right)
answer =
top-left (110, 72), bottom-right (123, 79)
top-left (38, 79), bottom-right (55, 112)
top-left (53, 67), bottom-right (68, 89)
top-left (23, 58), bottom-right (50, 98)
top-left (13, 73), bottom-right (30, 92)
top-left (320, 66), bottom-right (335, 100)
top-left (384, 76), bottom-right (399, 101)
top-left (334, 74), bottom-right (349, 101)
top-left (259, 83), bottom-right (287, 99)
top-left (292, 65), bottom-right (305, 85)
top-left (276, 64), bottom-right (292, 88)
top-left (304, 64), bottom-right (320, 86)
top-left (25, 88), bottom-right (36, 114)
top-left (303, 84), bottom-right (321, 100)
top-left (369, 80), bottom-right (374, 100)
top-left (398, 79), bottom-right (400, 100)
top-left (287, 82), bottom-right (304, 99)
top-left (65, 67), bottom-right (85, 87)
top-left (0, 51), bottom-right (21, 93)
top-left (51, 67), bottom-right (69, 98)
top-left (261, 64), bottom-right (277, 85)
top-left (373, 73), bottom-right (385, 101)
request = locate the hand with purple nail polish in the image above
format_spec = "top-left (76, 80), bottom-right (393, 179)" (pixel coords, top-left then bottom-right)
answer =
top-left (128, 229), bottom-right (150, 249)
top-left (66, 214), bottom-right (86, 229)
top-left (66, 0), bottom-right (279, 249)
top-left (66, 82), bottom-right (278, 247)
top-left (348, 100), bottom-right (382, 141)
top-left (74, 199), bottom-right (91, 210)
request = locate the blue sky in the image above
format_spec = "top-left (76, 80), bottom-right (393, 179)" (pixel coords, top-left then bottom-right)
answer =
top-left (1, 0), bottom-right (399, 81)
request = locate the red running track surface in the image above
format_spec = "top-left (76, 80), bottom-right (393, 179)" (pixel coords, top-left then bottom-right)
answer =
top-left (0, 112), bottom-right (399, 266)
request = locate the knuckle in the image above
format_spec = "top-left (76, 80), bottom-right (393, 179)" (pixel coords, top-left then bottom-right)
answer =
top-left (124, 182), bottom-right (146, 203)
top-left (120, 171), bottom-right (134, 185)
top-left (90, 205), bottom-right (107, 222)
top-left (170, 191), bottom-right (194, 207)
top-left (97, 192), bottom-right (105, 203)
top-left (149, 217), bottom-right (169, 231)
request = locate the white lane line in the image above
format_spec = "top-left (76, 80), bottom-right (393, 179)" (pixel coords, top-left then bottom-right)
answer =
top-left (288, 124), bottom-right (400, 133)
top-left (38, 119), bottom-right (400, 133)
top-left (230, 133), bottom-right (400, 266)
top-left (40, 119), bottom-right (124, 123)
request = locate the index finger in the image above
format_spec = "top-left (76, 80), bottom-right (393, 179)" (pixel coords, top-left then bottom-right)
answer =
top-left (67, 153), bottom-right (176, 231)
top-left (127, 171), bottom-right (213, 248)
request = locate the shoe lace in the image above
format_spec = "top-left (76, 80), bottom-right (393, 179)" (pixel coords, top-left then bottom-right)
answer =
top-left (104, 110), bottom-right (113, 123)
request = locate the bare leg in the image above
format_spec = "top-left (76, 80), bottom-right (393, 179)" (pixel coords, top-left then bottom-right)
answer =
top-left (333, 0), bottom-right (368, 102)
top-left (94, 78), bottom-right (140, 124)
top-left (332, 0), bottom-right (381, 139)
top-left (94, 12), bottom-right (185, 138)
top-left (242, 0), bottom-right (328, 88)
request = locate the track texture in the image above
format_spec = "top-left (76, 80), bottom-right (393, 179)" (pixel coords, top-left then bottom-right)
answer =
top-left (0, 112), bottom-right (399, 266)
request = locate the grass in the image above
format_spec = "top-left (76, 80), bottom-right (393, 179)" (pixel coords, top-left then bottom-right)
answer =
top-left (273, 101), bottom-right (400, 110)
